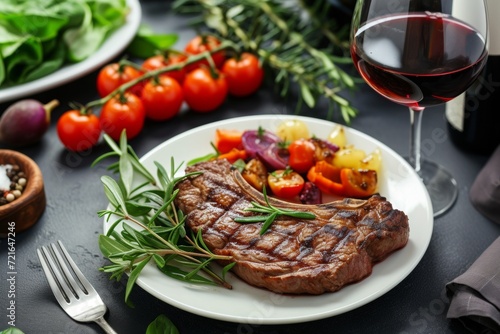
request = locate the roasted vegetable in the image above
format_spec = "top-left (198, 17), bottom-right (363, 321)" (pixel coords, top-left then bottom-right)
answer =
top-left (242, 158), bottom-right (268, 191)
top-left (307, 161), bottom-right (378, 198)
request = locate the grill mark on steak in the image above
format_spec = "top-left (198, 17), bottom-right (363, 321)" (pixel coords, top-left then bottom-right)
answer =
top-left (175, 159), bottom-right (410, 295)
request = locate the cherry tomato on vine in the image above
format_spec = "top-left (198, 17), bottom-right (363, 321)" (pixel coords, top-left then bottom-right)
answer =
top-left (96, 63), bottom-right (144, 97)
top-left (222, 53), bottom-right (264, 97)
top-left (142, 53), bottom-right (187, 84)
top-left (141, 76), bottom-right (184, 121)
top-left (288, 139), bottom-right (316, 174)
top-left (268, 169), bottom-right (305, 199)
top-left (182, 67), bottom-right (228, 112)
top-left (99, 92), bottom-right (145, 140)
top-left (57, 110), bottom-right (101, 152)
top-left (184, 35), bottom-right (225, 71)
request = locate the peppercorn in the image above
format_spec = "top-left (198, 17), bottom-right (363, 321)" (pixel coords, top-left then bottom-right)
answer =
top-left (0, 164), bottom-right (28, 207)
top-left (6, 193), bottom-right (15, 202)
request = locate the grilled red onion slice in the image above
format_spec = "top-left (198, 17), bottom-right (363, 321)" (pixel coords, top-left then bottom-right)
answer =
top-left (241, 129), bottom-right (281, 158)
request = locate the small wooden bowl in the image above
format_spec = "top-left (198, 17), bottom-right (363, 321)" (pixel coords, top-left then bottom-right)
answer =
top-left (0, 149), bottom-right (46, 237)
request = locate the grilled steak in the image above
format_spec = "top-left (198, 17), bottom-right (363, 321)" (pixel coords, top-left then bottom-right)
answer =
top-left (175, 159), bottom-right (410, 295)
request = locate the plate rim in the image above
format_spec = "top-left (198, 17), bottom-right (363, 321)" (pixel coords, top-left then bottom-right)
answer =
top-left (105, 114), bottom-right (434, 324)
top-left (0, 0), bottom-right (142, 103)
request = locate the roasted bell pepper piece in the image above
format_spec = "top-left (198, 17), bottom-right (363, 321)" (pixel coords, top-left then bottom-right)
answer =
top-left (216, 148), bottom-right (247, 164)
top-left (307, 161), bottom-right (344, 195)
top-left (214, 129), bottom-right (243, 153)
top-left (307, 161), bottom-right (377, 198)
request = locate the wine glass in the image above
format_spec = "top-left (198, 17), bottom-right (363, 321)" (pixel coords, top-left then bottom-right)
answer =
top-left (350, 0), bottom-right (488, 217)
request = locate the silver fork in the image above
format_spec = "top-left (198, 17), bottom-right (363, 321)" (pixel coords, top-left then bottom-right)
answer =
top-left (37, 240), bottom-right (118, 334)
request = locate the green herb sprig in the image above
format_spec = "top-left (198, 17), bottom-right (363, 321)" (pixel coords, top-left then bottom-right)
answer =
top-left (94, 131), bottom-right (234, 305)
top-left (234, 187), bottom-right (315, 235)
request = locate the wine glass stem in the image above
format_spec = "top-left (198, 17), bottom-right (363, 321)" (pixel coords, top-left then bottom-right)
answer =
top-left (408, 107), bottom-right (424, 173)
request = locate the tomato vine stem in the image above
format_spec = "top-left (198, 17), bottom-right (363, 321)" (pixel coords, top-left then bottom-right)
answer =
top-left (84, 40), bottom-right (238, 111)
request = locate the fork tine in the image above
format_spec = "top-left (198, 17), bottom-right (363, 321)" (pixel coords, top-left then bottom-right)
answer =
top-left (37, 245), bottom-right (76, 306)
top-left (38, 241), bottom-right (117, 334)
top-left (52, 241), bottom-right (99, 297)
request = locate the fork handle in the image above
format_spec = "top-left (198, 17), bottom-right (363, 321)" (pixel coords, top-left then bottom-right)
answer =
top-left (94, 316), bottom-right (118, 334)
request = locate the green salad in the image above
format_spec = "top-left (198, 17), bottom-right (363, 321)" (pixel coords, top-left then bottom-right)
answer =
top-left (0, 0), bottom-right (129, 87)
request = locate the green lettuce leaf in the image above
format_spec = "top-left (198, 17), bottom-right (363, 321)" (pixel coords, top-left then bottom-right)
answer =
top-left (127, 25), bottom-right (178, 59)
top-left (0, 0), bottom-right (129, 87)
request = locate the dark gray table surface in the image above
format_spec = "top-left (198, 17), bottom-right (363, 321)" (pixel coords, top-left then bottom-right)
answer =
top-left (1, 1), bottom-right (499, 333)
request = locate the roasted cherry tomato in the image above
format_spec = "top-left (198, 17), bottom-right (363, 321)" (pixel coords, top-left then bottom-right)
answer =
top-left (288, 138), bottom-right (316, 174)
top-left (267, 169), bottom-right (305, 199)
top-left (96, 63), bottom-right (144, 97)
top-left (57, 110), bottom-right (101, 152)
top-left (184, 35), bottom-right (225, 70)
top-left (141, 76), bottom-right (184, 121)
top-left (99, 92), bottom-right (145, 140)
top-left (142, 53), bottom-right (187, 84)
top-left (340, 168), bottom-right (378, 198)
top-left (221, 53), bottom-right (264, 97)
top-left (182, 67), bottom-right (228, 112)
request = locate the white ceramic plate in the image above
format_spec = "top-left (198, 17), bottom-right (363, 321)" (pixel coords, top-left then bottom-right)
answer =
top-left (103, 115), bottom-right (434, 325)
top-left (0, 0), bottom-right (141, 103)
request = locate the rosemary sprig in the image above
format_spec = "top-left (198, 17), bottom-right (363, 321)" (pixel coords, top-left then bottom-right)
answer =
top-left (234, 187), bottom-right (315, 235)
top-left (94, 131), bottom-right (234, 305)
top-left (173, 0), bottom-right (359, 122)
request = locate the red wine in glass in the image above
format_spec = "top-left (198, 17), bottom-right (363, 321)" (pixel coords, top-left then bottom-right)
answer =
top-left (351, 14), bottom-right (487, 110)
top-left (350, 4), bottom-right (488, 217)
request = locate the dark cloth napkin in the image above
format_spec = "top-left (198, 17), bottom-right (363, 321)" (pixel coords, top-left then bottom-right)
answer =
top-left (469, 144), bottom-right (500, 225)
top-left (446, 237), bottom-right (500, 333)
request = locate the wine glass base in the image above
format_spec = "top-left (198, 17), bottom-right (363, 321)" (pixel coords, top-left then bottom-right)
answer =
top-left (405, 158), bottom-right (458, 217)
